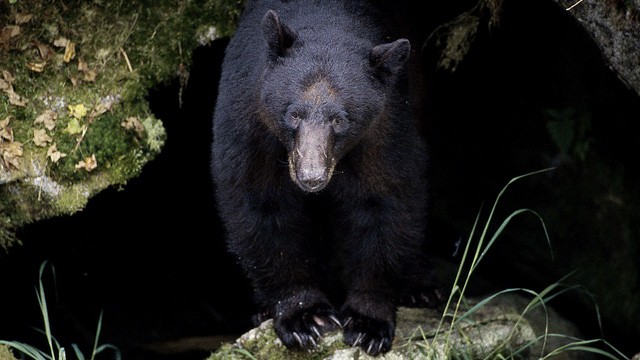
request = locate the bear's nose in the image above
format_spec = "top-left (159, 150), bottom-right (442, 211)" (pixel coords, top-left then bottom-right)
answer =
top-left (299, 173), bottom-right (327, 191)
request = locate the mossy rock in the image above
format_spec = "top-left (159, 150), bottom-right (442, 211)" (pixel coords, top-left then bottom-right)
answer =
top-left (206, 300), bottom-right (539, 360)
top-left (0, 0), bottom-right (242, 248)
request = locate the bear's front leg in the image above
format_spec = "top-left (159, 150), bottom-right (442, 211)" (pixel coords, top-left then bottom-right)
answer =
top-left (335, 194), bottom-right (435, 356)
top-left (219, 190), bottom-right (339, 351)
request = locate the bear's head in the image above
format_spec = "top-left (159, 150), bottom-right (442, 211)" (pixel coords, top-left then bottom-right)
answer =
top-left (258, 9), bottom-right (410, 193)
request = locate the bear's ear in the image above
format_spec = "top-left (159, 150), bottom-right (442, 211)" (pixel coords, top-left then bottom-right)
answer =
top-left (262, 10), bottom-right (297, 59)
top-left (369, 39), bottom-right (411, 75)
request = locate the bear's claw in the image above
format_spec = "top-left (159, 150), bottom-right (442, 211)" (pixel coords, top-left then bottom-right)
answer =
top-left (342, 311), bottom-right (394, 356)
top-left (274, 303), bottom-right (339, 351)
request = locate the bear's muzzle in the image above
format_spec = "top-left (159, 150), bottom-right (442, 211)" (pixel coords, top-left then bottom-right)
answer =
top-left (289, 121), bottom-right (335, 192)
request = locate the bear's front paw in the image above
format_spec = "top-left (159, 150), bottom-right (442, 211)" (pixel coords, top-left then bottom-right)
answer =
top-left (274, 302), bottom-right (341, 351)
top-left (341, 308), bottom-right (394, 356)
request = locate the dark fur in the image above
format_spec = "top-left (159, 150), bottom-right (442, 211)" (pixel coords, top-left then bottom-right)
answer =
top-left (212, 0), bottom-right (440, 355)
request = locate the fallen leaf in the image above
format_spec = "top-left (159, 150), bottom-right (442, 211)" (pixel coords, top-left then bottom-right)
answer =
top-left (47, 143), bottom-right (66, 163)
top-left (0, 116), bottom-right (13, 141)
top-left (53, 37), bottom-right (69, 48)
top-left (63, 41), bottom-right (76, 63)
top-left (8, 90), bottom-right (28, 107)
top-left (121, 116), bottom-right (145, 137)
top-left (83, 69), bottom-right (97, 82)
top-left (78, 59), bottom-right (97, 82)
top-left (0, 78), bottom-right (10, 91)
top-left (15, 13), bottom-right (33, 25)
top-left (1, 71), bottom-right (28, 107)
top-left (1, 141), bottom-right (23, 170)
top-left (0, 25), bottom-right (20, 44)
top-left (68, 103), bottom-right (87, 119)
top-left (27, 61), bottom-right (47, 72)
top-left (0, 116), bottom-right (9, 129)
top-left (75, 154), bottom-right (97, 172)
top-left (65, 118), bottom-right (84, 134)
top-left (2, 70), bottom-right (15, 84)
top-left (34, 110), bottom-right (57, 130)
top-left (33, 128), bottom-right (52, 147)
top-left (78, 59), bottom-right (88, 72)
top-left (34, 41), bottom-right (55, 61)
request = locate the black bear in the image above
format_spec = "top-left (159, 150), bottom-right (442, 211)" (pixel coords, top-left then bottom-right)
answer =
top-left (212, 0), bottom-right (441, 355)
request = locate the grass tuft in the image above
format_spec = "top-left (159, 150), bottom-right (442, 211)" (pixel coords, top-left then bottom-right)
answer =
top-left (429, 167), bottom-right (630, 360)
top-left (0, 261), bottom-right (121, 360)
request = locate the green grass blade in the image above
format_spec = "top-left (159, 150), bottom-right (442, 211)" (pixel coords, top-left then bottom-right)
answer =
top-left (36, 261), bottom-right (56, 360)
top-left (89, 311), bottom-right (104, 360)
top-left (472, 208), bottom-right (553, 274)
top-left (71, 344), bottom-right (85, 360)
top-left (432, 203), bottom-right (483, 351)
top-left (542, 338), bottom-right (628, 360)
top-left (94, 344), bottom-right (122, 360)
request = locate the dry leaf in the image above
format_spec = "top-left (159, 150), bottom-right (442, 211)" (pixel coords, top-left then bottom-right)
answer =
top-left (0, 116), bottom-right (9, 130)
top-left (2, 70), bottom-right (15, 84)
top-left (7, 90), bottom-right (28, 107)
top-left (33, 129), bottom-right (52, 147)
top-left (63, 41), bottom-right (76, 63)
top-left (27, 61), bottom-right (47, 72)
top-left (0, 78), bottom-right (9, 91)
top-left (0, 116), bottom-right (13, 141)
top-left (53, 37), bottom-right (69, 48)
top-left (34, 110), bottom-right (57, 130)
top-left (78, 59), bottom-right (97, 82)
top-left (83, 69), bottom-right (97, 82)
top-left (75, 154), bottom-right (97, 172)
top-left (15, 13), bottom-right (33, 24)
top-left (0, 25), bottom-right (20, 44)
top-left (121, 116), bottom-right (145, 137)
top-left (47, 143), bottom-right (66, 163)
top-left (78, 59), bottom-right (88, 72)
top-left (1, 71), bottom-right (27, 107)
top-left (1, 141), bottom-right (23, 169)
top-left (0, 116), bottom-right (22, 169)
top-left (34, 41), bottom-right (55, 61)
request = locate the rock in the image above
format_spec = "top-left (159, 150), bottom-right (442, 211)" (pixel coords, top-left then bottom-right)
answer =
top-left (206, 297), bottom-right (538, 360)
top-left (0, 0), bottom-right (241, 249)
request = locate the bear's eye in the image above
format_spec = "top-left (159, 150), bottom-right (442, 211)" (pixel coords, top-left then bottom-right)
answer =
top-left (286, 111), bottom-right (305, 128)
top-left (331, 115), bottom-right (348, 132)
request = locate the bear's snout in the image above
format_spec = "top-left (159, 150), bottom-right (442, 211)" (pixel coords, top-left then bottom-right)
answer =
top-left (289, 121), bottom-right (335, 192)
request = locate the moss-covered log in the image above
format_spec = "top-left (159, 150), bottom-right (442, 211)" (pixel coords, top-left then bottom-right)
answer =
top-left (0, 0), bottom-right (242, 249)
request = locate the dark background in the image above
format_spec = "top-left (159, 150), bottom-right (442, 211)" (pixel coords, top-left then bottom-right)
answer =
top-left (1, 0), bottom-right (639, 359)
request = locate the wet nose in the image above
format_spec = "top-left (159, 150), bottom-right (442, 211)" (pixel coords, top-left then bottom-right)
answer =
top-left (298, 172), bottom-right (327, 191)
